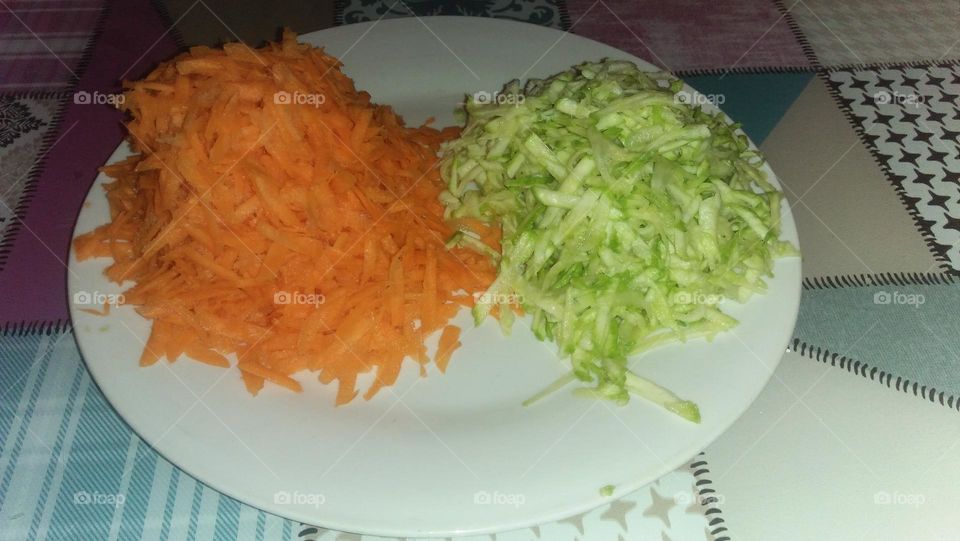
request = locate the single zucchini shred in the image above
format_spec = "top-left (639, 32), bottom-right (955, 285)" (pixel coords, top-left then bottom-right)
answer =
top-left (439, 60), bottom-right (798, 422)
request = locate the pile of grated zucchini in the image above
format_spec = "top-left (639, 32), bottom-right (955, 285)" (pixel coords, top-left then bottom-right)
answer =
top-left (440, 60), bottom-right (797, 422)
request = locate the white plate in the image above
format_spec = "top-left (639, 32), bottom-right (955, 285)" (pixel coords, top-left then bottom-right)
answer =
top-left (68, 17), bottom-right (801, 537)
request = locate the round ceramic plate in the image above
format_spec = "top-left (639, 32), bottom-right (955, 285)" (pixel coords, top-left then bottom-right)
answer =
top-left (68, 16), bottom-right (801, 538)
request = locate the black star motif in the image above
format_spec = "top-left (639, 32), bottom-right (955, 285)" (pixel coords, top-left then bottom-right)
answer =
top-left (943, 170), bottom-right (960, 185)
top-left (0, 98), bottom-right (45, 147)
top-left (875, 76), bottom-right (896, 88)
top-left (848, 77), bottom-right (870, 92)
top-left (872, 111), bottom-right (895, 127)
top-left (927, 148), bottom-right (949, 164)
top-left (932, 240), bottom-right (952, 259)
top-left (885, 131), bottom-right (907, 145)
top-left (926, 109), bottom-right (947, 124)
top-left (862, 131), bottom-right (881, 147)
top-left (928, 191), bottom-right (951, 211)
top-left (941, 128), bottom-right (960, 140)
top-left (903, 192), bottom-right (923, 209)
top-left (887, 172), bottom-right (907, 187)
top-left (938, 91), bottom-right (955, 105)
top-left (914, 170), bottom-right (935, 188)
top-left (900, 150), bottom-right (922, 167)
top-left (914, 130), bottom-right (934, 144)
top-left (901, 110), bottom-right (920, 124)
top-left (944, 214), bottom-right (960, 233)
top-left (926, 74), bottom-right (945, 87)
top-left (901, 75), bottom-right (921, 88)
top-left (918, 215), bottom-right (938, 231)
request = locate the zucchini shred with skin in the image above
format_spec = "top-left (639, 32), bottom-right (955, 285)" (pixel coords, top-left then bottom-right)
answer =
top-left (439, 60), bottom-right (798, 422)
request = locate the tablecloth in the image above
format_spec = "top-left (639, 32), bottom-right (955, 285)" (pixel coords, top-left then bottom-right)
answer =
top-left (1, 0), bottom-right (959, 539)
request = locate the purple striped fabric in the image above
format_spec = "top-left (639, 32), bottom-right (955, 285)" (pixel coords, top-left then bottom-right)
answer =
top-left (0, 0), bottom-right (179, 323)
top-left (0, 0), bottom-right (105, 91)
top-left (566, 0), bottom-right (811, 73)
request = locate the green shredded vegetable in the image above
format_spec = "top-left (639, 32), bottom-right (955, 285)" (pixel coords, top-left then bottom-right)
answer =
top-left (440, 60), bottom-right (797, 421)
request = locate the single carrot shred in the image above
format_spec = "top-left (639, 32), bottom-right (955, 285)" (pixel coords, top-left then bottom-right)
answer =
top-left (241, 370), bottom-right (266, 395)
top-left (79, 302), bottom-right (112, 316)
top-left (435, 325), bottom-right (462, 374)
top-left (73, 30), bottom-right (495, 403)
top-left (238, 362), bottom-right (303, 393)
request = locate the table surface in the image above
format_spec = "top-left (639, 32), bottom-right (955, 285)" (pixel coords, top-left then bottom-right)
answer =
top-left (1, 1), bottom-right (959, 540)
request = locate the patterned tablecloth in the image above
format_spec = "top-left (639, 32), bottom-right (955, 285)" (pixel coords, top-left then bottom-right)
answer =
top-left (1, 1), bottom-right (959, 539)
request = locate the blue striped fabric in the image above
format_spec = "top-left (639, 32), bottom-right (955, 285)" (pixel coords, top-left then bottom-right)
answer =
top-left (0, 326), bottom-right (715, 540)
top-left (0, 327), bottom-right (311, 541)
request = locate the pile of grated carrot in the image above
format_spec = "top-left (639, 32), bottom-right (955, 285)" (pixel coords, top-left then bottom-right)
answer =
top-left (73, 30), bottom-right (499, 405)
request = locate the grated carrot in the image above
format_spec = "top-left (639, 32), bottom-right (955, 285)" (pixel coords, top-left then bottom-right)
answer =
top-left (74, 30), bottom-right (498, 404)
top-left (435, 325), bottom-right (462, 374)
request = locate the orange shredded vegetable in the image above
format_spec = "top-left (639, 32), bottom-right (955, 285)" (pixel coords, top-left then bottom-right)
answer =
top-left (434, 325), bottom-right (461, 374)
top-left (73, 30), bottom-right (498, 404)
